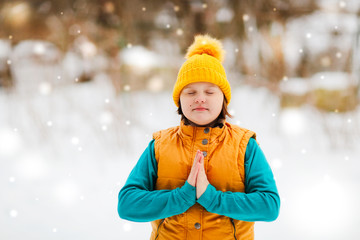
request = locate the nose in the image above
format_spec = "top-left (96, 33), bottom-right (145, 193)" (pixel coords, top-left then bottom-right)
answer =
top-left (195, 94), bottom-right (206, 103)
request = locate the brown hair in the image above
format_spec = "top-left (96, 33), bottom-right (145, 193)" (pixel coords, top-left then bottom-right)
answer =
top-left (177, 97), bottom-right (233, 127)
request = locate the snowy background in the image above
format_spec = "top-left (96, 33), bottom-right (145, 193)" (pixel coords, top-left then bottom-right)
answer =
top-left (1, 75), bottom-right (360, 240)
top-left (1, 0), bottom-right (360, 239)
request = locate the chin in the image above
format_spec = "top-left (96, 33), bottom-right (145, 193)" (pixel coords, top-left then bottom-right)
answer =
top-left (195, 122), bottom-right (208, 126)
top-left (191, 119), bottom-right (213, 126)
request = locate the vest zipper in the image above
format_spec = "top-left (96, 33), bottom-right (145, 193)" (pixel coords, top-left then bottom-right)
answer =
top-left (230, 218), bottom-right (237, 240)
top-left (154, 219), bottom-right (165, 240)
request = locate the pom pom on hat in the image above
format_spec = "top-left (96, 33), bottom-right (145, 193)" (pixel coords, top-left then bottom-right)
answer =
top-left (185, 34), bottom-right (225, 62)
top-left (173, 34), bottom-right (231, 107)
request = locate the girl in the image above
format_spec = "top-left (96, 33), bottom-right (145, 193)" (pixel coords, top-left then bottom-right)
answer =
top-left (118, 35), bottom-right (280, 240)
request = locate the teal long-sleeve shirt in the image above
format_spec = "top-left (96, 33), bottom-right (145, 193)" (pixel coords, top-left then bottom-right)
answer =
top-left (118, 138), bottom-right (280, 222)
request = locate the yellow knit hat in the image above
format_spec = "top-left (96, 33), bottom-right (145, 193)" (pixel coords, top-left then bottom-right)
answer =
top-left (173, 34), bottom-right (231, 107)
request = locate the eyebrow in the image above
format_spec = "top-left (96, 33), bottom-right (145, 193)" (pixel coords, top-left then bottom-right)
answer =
top-left (183, 87), bottom-right (194, 91)
top-left (183, 85), bottom-right (217, 90)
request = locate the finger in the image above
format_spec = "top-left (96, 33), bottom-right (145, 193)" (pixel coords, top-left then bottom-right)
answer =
top-left (199, 163), bottom-right (205, 174)
top-left (188, 161), bottom-right (200, 186)
top-left (190, 150), bottom-right (203, 180)
top-left (197, 151), bottom-right (203, 164)
top-left (190, 151), bottom-right (199, 174)
top-left (193, 150), bottom-right (201, 166)
top-left (193, 150), bottom-right (199, 164)
top-left (196, 166), bottom-right (205, 189)
top-left (195, 162), bottom-right (201, 175)
top-left (196, 162), bottom-right (202, 173)
top-left (190, 152), bottom-right (201, 175)
top-left (199, 152), bottom-right (204, 165)
top-left (191, 163), bottom-right (200, 185)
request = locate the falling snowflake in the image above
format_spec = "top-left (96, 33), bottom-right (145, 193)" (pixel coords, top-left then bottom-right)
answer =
top-left (123, 223), bottom-right (133, 232)
top-left (176, 28), bottom-right (184, 36)
top-left (9, 210), bottom-right (18, 218)
top-left (339, 1), bottom-right (346, 8)
top-left (71, 137), bottom-right (80, 145)
top-left (124, 85), bottom-right (131, 91)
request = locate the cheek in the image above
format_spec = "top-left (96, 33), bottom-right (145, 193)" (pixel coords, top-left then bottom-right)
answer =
top-left (180, 97), bottom-right (192, 107)
top-left (215, 102), bottom-right (223, 114)
top-left (212, 96), bottom-right (224, 112)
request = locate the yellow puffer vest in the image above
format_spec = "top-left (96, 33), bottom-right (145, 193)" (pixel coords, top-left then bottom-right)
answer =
top-left (150, 121), bottom-right (256, 240)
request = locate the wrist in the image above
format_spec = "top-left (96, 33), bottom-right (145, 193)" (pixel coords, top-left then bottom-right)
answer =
top-left (181, 181), bottom-right (197, 204)
top-left (187, 179), bottom-right (196, 187)
top-left (197, 183), bottom-right (214, 208)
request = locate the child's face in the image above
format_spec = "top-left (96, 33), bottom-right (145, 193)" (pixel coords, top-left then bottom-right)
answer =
top-left (180, 82), bottom-right (224, 126)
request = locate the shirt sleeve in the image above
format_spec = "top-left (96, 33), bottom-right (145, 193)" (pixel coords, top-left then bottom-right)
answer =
top-left (197, 138), bottom-right (280, 222)
top-left (118, 139), bottom-right (196, 222)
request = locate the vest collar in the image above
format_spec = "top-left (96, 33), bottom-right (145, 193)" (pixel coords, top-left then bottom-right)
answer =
top-left (178, 120), bottom-right (227, 143)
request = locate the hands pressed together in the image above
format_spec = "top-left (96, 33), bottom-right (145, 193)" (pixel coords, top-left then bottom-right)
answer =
top-left (187, 150), bottom-right (210, 199)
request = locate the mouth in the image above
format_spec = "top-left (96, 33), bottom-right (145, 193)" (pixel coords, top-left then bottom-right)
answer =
top-left (193, 107), bottom-right (208, 111)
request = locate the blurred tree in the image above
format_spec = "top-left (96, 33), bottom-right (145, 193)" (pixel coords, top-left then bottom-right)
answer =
top-left (0, 0), bottom-right (358, 109)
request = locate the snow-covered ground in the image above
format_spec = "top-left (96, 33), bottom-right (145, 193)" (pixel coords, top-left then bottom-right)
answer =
top-left (1, 73), bottom-right (359, 240)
